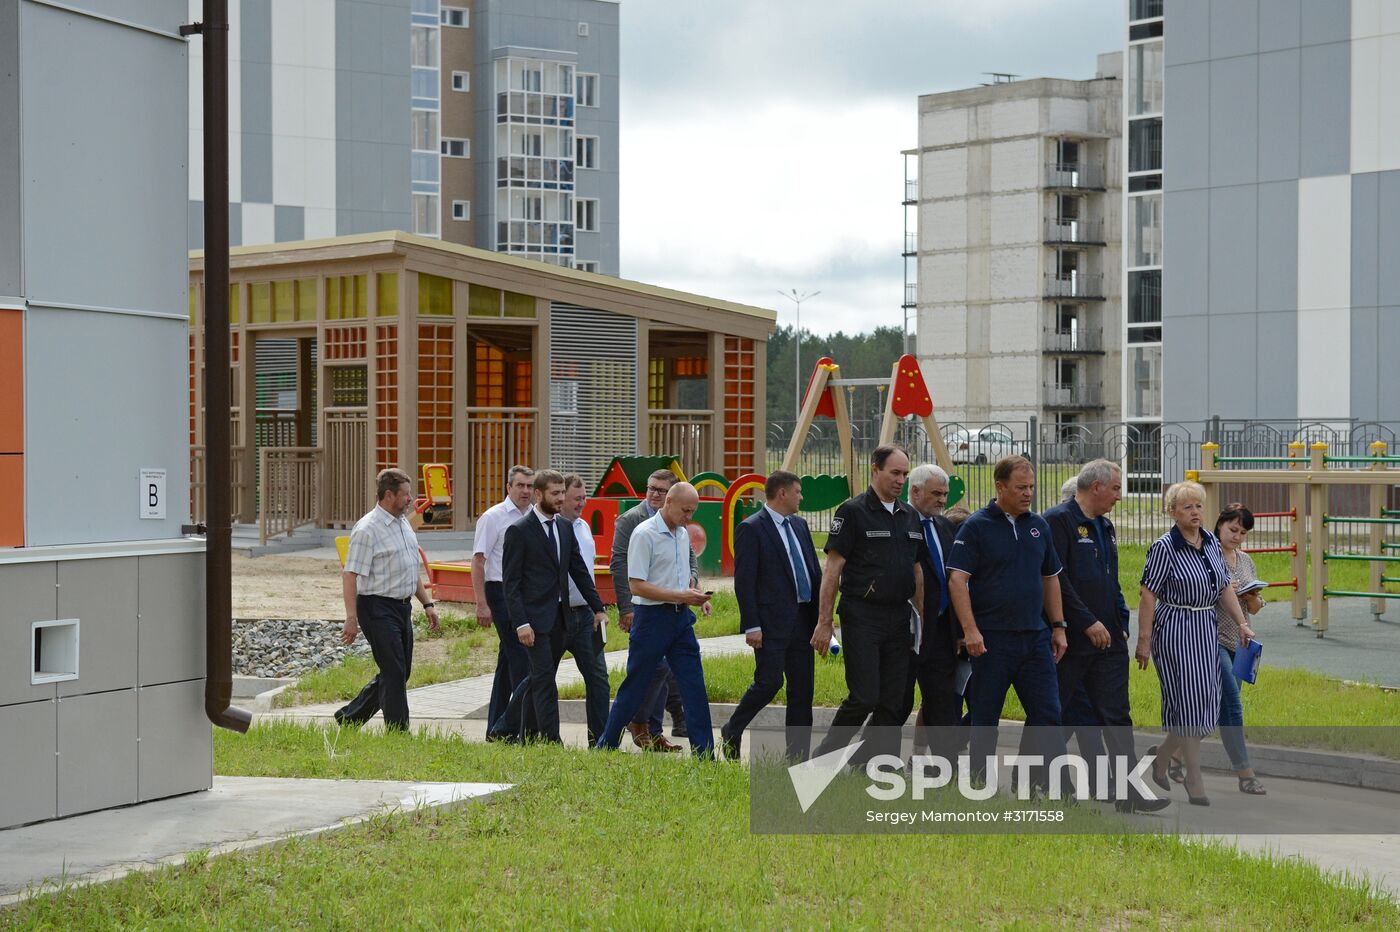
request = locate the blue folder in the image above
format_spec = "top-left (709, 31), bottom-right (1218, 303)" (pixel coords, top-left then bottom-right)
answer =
top-left (1232, 639), bottom-right (1263, 684)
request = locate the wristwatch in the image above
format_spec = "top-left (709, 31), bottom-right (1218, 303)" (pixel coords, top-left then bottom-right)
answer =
top-left (1050, 620), bottom-right (1067, 629)
top-left (422, 602), bottom-right (435, 610)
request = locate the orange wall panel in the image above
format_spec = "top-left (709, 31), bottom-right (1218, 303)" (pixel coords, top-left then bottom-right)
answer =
top-left (0, 454), bottom-right (21, 547)
top-left (0, 310), bottom-right (21, 454)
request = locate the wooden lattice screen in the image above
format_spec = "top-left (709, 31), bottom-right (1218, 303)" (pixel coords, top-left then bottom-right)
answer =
top-left (723, 337), bottom-right (756, 475)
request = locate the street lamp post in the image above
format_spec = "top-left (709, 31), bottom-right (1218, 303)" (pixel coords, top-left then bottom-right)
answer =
top-left (778, 289), bottom-right (820, 421)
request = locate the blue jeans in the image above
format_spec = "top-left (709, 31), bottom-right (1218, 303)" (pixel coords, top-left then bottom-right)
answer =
top-left (967, 628), bottom-right (1064, 785)
top-left (1218, 646), bottom-right (1251, 771)
top-left (596, 604), bottom-right (713, 755)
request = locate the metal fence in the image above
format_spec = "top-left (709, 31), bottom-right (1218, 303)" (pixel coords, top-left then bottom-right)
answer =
top-left (766, 417), bottom-right (1400, 549)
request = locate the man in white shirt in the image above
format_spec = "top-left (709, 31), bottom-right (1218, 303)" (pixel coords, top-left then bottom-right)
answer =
top-left (472, 465), bottom-right (535, 732)
top-left (488, 474), bottom-right (612, 743)
top-left (335, 468), bottom-right (440, 730)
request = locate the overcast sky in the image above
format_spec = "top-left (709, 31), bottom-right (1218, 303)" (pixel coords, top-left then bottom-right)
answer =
top-left (617, 0), bottom-right (1124, 336)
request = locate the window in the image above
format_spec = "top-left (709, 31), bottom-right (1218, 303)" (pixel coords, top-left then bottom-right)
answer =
top-left (413, 193), bottom-right (440, 238)
top-left (575, 197), bottom-right (598, 232)
top-left (575, 73), bottom-right (598, 107)
top-left (523, 195), bottom-right (543, 220)
top-left (1128, 118), bottom-right (1162, 173)
top-left (1127, 346), bottom-right (1163, 419)
top-left (410, 25), bottom-right (439, 68)
top-left (1128, 41), bottom-right (1164, 116)
top-left (412, 110), bottom-right (438, 151)
top-left (574, 260), bottom-right (599, 273)
top-left (1128, 270), bottom-right (1161, 324)
top-left (451, 70), bottom-right (470, 92)
top-left (1129, 193), bottom-right (1162, 268)
top-left (576, 135), bottom-right (598, 169)
top-left (452, 200), bottom-right (470, 221)
top-left (441, 138), bottom-right (469, 158)
top-left (523, 66), bottom-right (542, 93)
top-left (441, 6), bottom-right (468, 27)
top-left (515, 132), bottom-right (542, 156)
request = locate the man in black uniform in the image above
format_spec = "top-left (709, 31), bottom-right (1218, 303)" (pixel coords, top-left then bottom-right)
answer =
top-left (812, 444), bottom-right (924, 764)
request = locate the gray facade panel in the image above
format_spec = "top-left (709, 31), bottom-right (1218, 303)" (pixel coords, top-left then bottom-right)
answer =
top-left (1161, 315), bottom-right (1210, 420)
top-left (56, 558), bottom-right (138, 698)
top-left (188, 199), bottom-right (204, 252)
top-left (138, 679), bottom-right (213, 801)
top-left (1255, 311), bottom-right (1298, 419)
top-left (1299, 42), bottom-right (1350, 178)
top-left (1256, 51), bottom-right (1301, 183)
top-left (229, 201), bottom-right (243, 247)
top-left (1209, 0), bottom-right (1258, 60)
top-left (1208, 185), bottom-right (1257, 315)
top-left (274, 205), bottom-right (305, 242)
top-left (1377, 172), bottom-right (1400, 307)
top-left (1209, 57), bottom-right (1258, 188)
top-left (0, 562), bottom-right (58, 707)
top-left (1379, 311), bottom-right (1400, 422)
top-left (1351, 172), bottom-right (1379, 310)
top-left (26, 309), bottom-right (191, 545)
top-left (1258, 0), bottom-right (1301, 52)
top-left (1165, 0), bottom-right (1212, 66)
top-left (1208, 313), bottom-right (1258, 414)
top-left (1163, 189), bottom-right (1209, 317)
top-left (138, 554), bottom-right (205, 686)
top-left (0, 701), bottom-right (56, 828)
top-left (0, 1), bottom-right (19, 298)
top-left (1256, 181), bottom-right (1298, 313)
top-left (1163, 63), bottom-right (1211, 192)
top-left (240, 133), bottom-right (273, 205)
top-left (20, 4), bottom-right (186, 315)
top-left (57, 688), bottom-right (138, 818)
top-left (1299, 0), bottom-right (1350, 46)
top-left (1351, 306), bottom-right (1379, 421)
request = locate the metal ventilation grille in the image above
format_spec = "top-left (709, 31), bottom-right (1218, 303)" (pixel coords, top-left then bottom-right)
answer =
top-left (549, 303), bottom-right (637, 487)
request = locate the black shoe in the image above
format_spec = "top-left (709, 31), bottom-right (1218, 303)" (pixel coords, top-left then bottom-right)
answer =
top-left (1145, 746), bottom-right (1172, 793)
top-left (672, 721), bottom-right (689, 739)
top-left (1115, 796), bottom-right (1172, 814)
top-left (719, 728), bottom-right (741, 762)
top-left (1188, 795), bottom-right (1211, 806)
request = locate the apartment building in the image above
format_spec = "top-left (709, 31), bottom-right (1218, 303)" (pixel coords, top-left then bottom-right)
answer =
top-left (189, 0), bottom-right (619, 275)
top-left (908, 66), bottom-right (1123, 434)
top-left (1146, 0), bottom-right (1400, 425)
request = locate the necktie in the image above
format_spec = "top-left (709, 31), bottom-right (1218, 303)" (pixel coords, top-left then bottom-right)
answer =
top-left (923, 518), bottom-right (949, 616)
top-left (547, 518), bottom-right (563, 602)
top-left (782, 518), bottom-right (812, 602)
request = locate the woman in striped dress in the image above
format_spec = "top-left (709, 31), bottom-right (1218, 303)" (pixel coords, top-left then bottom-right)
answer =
top-left (1135, 481), bottom-right (1250, 805)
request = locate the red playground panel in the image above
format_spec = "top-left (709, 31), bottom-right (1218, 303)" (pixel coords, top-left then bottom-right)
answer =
top-left (428, 560), bottom-right (617, 607)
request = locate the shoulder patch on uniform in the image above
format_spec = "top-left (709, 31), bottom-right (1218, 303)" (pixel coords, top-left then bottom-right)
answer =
top-left (830, 517), bottom-right (844, 534)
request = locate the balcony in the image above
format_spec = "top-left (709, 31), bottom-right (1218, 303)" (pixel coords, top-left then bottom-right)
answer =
top-left (902, 282), bottom-right (916, 308)
top-left (1043, 218), bottom-right (1105, 245)
top-left (903, 178), bottom-right (918, 205)
top-left (1042, 328), bottom-right (1103, 354)
top-left (1044, 382), bottom-right (1104, 409)
top-left (1045, 162), bottom-right (1106, 191)
top-left (902, 231), bottom-right (917, 256)
top-left (1044, 272), bottom-right (1105, 300)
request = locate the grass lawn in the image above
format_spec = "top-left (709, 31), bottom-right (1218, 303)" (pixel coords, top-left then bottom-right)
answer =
top-left (5, 723), bottom-right (1395, 928)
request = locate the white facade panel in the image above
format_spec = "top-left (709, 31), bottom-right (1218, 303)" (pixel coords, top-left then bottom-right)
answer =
top-left (988, 356), bottom-right (1038, 408)
top-left (988, 247), bottom-right (1037, 301)
top-left (920, 253), bottom-right (967, 303)
top-left (303, 67), bottom-right (337, 141)
top-left (988, 191), bottom-right (1039, 246)
top-left (919, 108), bottom-right (968, 149)
top-left (926, 357), bottom-right (967, 409)
top-left (977, 98), bottom-right (1039, 139)
top-left (271, 64), bottom-right (305, 138)
top-left (242, 202), bottom-right (275, 244)
top-left (922, 304), bottom-right (969, 356)
top-left (989, 138), bottom-right (1039, 192)
top-left (989, 302), bottom-right (1038, 353)
top-left (305, 139), bottom-right (337, 210)
top-left (304, 207), bottom-right (337, 239)
top-left (920, 199), bottom-right (968, 251)
top-left (1296, 174), bottom-right (1351, 418)
top-left (1045, 97), bottom-right (1090, 133)
top-left (921, 148), bottom-right (968, 198)
top-left (303, 0), bottom-right (338, 71)
top-left (272, 134), bottom-right (307, 207)
top-left (1378, 35), bottom-right (1400, 171)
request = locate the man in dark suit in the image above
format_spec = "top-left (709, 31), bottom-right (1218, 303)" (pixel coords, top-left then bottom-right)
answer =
top-left (502, 469), bottom-right (607, 744)
top-left (899, 463), bottom-right (963, 763)
top-left (719, 470), bottom-right (822, 762)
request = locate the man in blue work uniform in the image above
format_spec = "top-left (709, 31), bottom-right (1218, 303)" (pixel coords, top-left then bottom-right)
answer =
top-left (946, 455), bottom-right (1065, 793)
top-left (1045, 459), bottom-right (1168, 812)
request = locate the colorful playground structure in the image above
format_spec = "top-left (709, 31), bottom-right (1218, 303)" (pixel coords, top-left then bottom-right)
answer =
top-left (420, 352), bottom-right (965, 599)
top-left (1192, 440), bottom-right (1400, 636)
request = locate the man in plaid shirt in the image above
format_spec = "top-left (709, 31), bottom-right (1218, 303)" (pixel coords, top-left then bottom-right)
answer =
top-left (335, 468), bottom-right (440, 730)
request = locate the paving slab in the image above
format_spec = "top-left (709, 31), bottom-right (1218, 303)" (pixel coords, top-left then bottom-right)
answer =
top-left (0, 777), bottom-right (510, 907)
top-left (1249, 601), bottom-right (1400, 688)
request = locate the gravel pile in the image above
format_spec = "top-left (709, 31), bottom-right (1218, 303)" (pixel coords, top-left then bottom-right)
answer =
top-left (232, 618), bottom-right (371, 679)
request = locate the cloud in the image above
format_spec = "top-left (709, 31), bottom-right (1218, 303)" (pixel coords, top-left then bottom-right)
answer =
top-left (617, 0), bottom-right (1124, 334)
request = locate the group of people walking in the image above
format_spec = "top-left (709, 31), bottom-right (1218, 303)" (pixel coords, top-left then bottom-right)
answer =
top-left (333, 450), bottom-right (1269, 804)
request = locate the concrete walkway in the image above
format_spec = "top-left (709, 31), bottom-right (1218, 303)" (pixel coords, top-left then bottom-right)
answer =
top-left (264, 633), bottom-right (753, 722)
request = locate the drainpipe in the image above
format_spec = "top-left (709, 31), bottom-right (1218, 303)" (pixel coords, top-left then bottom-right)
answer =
top-left (189, 0), bottom-right (250, 733)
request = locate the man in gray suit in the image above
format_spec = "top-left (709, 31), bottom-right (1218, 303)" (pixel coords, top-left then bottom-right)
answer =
top-left (612, 468), bottom-right (701, 751)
